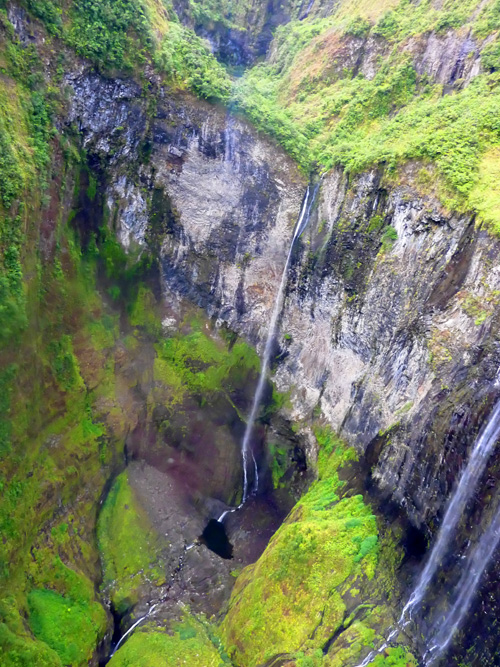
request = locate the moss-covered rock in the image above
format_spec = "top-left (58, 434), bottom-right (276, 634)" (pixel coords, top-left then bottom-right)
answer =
top-left (98, 471), bottom-right (166, 614)
top-left (28, 588), bottom-right (106, 666)
top-left (0, 620), bottom-right (63, 667)
top-left (109, 617), bottom-right (228, 666)
top-left (221, 434), bottom-right (380, 666)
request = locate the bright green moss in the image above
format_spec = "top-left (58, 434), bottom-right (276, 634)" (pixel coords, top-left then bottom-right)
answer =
top-left (28, 588), bottom-right (106, 666)
top-left (109, 618), bottom-right (228, 666)
top-left (154, 325), bottom-right (259, 404)
top-left (314, 425), bottom-right (357, 480)
top-left (0, 621), bottom-right (63, 667)
top-left (97, 472), bottom-right (165, 614)
top-left (373, 646), bottom-right (417, 666)
top-left (221, 434), bottom-right (378, 667)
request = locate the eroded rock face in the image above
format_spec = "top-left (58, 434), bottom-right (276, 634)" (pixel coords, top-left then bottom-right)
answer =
top-left (276, 168), bottom-right (500, 531)
top-left (63, 67), bottom-right (500, 538)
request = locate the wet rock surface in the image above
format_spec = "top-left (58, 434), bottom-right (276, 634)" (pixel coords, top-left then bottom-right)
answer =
top-left (127, 462), bottom-right (234, 621)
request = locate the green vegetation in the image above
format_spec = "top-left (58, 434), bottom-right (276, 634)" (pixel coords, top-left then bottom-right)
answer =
top-left (129, 284), bottom-right (162, 336)
top-left (233, 0), bottom-right (500, 232)
top-left (373, 647), bottom-right (417, 666)
top-left (155, 23), bottom-right (231, 100)
top-left (0, 613), bottom-right (62, 667)
top-left (268, 442), bottom-right (288, 488)
top-left (1, 0), bottom-right (496, 664)
top-left (97, 472), bottom-right (165, 614)
top-left (154, 322), bottom-right (259, 406)
top-left (0, 25), bottom-right (126, 660)
top-left (221, 431), bottom-right (379, 666)
top-left (380, 226), bottom-right (398, 253)
top-left (28, 588), bottom-right (106, 666)
top-left (68, 0), bottom-right (153, 69)
top-left (109, 616), bottom-right (229, 666)
top-left (18, 0), bottom-right (232, 100)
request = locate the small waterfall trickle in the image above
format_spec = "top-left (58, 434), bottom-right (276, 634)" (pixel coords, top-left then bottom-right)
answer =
top-left (218, 180), bottom-right (321, 522)
top-left (107, 542), bottom-right (192, 660)
top-left (110, 603), bottom-right (159, 657)
top-left (354, 398), bottom-right (500, 667)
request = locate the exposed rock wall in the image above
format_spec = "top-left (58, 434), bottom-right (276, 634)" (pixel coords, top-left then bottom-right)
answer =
top-left (63, 65), bottom-right (500, 536)
top-left (277, 168), bottom-right (500, 530)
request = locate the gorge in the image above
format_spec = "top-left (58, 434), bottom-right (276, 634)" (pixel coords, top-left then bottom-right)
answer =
top-left (1, 1), bottom-right (500, 666)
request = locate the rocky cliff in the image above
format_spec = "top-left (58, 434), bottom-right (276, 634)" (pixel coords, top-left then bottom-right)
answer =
top-left (2, 0), bottom-right (500, 665)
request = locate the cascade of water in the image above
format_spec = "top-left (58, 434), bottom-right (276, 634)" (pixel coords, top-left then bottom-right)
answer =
top-left (110, 603), bottom-right (159, 657)
top-left (425, 503), bottom-right (500, 665)
top-left (218, 181), bottom-right (321, 522)
top-left (354, 398), bottom-right (500, 667)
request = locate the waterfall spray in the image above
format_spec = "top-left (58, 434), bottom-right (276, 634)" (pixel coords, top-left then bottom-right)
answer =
top-left (354, 398), bottom-right (500, 667)
top-left (218, 180), bottom-right (321, 522)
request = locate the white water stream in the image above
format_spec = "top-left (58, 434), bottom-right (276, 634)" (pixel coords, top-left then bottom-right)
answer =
top-left (110, 603), bottom-right (159, 657)
top-left (218, 182), bottom-right (320, 522)
top-left (355, 398), bottom-right (500, 667)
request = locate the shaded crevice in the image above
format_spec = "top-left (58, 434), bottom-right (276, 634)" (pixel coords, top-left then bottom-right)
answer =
top-left (200, 519), bottom-right (234, 559)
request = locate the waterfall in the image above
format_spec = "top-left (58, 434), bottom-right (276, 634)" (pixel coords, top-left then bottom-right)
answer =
top-left (425, 503), bottom-right (500, 664)
top-left (110, 603), bottom-right (159, 657)
top-left (400, 399), bottom-right (500, 623)
top-left (219, 181), bottom-right (320, 522)
top-left (354, 398), bottom-right (500, 667)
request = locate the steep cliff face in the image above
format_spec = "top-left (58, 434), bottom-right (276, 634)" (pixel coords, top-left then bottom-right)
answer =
top-left (278, 168), bottom-right (500, 528)
top-left (70, 59), bottom-right (500, 536)
top-left (3, 0), bottom-right (500, 665)
top-left (59, 13), bottom-right (500, 664)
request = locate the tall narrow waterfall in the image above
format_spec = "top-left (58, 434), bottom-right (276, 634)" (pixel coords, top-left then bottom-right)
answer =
top-left (400, 399), bottom-right (500, 623)
top-left (425, 502), bottom-right (500, 664)
top-left (355, 398), bottom-right (500, 667)
top-left (219, 181), bottom-right (320, 522)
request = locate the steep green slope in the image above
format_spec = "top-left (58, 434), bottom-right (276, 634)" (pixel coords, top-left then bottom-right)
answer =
top-left (233, 0), bottom-right (500, 232)
top-left (222, 430), bottom-right (416, 667)
top-left (0, 6), bottom-right (237, 661)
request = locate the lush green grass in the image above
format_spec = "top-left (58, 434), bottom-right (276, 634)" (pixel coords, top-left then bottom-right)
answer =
top-left (97, 472), bottom-right (166, 614)
top-left (109, 617), bottom-right (229, 667)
